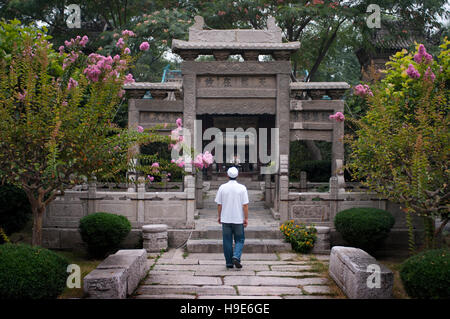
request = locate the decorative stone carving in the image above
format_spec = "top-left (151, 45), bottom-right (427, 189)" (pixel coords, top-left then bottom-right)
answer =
top-left (179, 50), bottom-right (198, 61)
top-left (243, 51), bottom-right (260, 61)
top-left (149, 90), bottom-right (168, 100)
top-left (126, 89), bottom-right (147, 99)
top-left (213, 51), bottom-right (231, 61)
top-left (272, 50), bottom-right (291, 61)
top-left (308, 90), bottom-right (327, 100)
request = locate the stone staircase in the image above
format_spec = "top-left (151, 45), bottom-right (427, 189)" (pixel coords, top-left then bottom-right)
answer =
top-left (187, 202), bottom-right (290, 253)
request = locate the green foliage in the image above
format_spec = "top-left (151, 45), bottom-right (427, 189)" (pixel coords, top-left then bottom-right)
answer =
top-left (79, 212), bottom-right (131, 258)
top-left (347, 39), bottom-right (450, 246)
top-left (0, 20), bottom-right (159, 245)
top-left (0, 243), bottom-right (69, 299)
top-left (290, 160), bottom-right (331, 182)
top-left (334, 207), bottom-right (395, 253)
top-left (0, 184), bottom-right (31, 235)
top-left (280, 220), bottom-right (317, 254)
top-left (400, 249), bottom-right (450, 299)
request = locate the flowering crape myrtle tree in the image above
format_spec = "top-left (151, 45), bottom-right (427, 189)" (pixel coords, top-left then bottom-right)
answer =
top-left (347, 39), bottom-right (449, 250)
top-left (0, 20), bottom-right (161, 246)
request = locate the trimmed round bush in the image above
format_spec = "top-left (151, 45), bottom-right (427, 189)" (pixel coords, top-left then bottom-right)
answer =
top-left (400, 249), bottom-right (450, 299)
top-left (79, 212), bottom-right (131, 258)
top-left (334, 207), bottom-right (395, 252)
top-left (0, 184), bottom-right (32, 235)
top-left (0, 243), bottom-right (69, 299)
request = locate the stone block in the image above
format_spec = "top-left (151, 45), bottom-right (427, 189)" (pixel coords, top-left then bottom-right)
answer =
top-left (329, 246), bottom-right (394, 299)
top-left (115, 249), bottom-right (150, 294)
top-left (142, 224), bottom-right (168, 252)
top-left (97, 249), bottom-right (149, 295)
top-left (83, 268), bottom-right (127, 299)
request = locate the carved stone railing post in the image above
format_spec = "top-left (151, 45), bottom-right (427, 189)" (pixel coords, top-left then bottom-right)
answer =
top-left (87, 176), bottom-right (97, 215)
top-left (264, 173), bottom-right (272, 208)
top-left (127, 158), bottom-right (137, 193)
top-left (329, 176), bottom-right (339, 224)
top-left (300, 171), bottom-right (307, 191)
top-left (279, 154), bottom-right (289, 222)
top-left (195, 172), bottom-right (203, 209)
top-left (184, 163), bottom-right (195, 228)
top-left (137, 176), bottom-right (145, 224)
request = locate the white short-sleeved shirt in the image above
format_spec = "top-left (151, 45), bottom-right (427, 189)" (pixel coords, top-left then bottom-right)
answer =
top-left (214, 180), bottom-right (249, 224)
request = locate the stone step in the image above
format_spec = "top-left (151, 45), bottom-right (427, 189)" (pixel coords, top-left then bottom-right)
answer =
top-left (191, 226), bottom-right (283, 240)
top-left (186, 239), bottom-right (291, 253)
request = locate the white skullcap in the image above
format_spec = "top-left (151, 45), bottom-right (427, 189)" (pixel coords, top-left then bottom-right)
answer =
top-left (227, 166), bottom-right (239, 178)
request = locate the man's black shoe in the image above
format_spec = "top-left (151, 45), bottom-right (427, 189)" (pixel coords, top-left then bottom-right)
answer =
top-left (232, 257), bottom-right (242, 269)
top-left (226, 265), bottom-right (234, 269)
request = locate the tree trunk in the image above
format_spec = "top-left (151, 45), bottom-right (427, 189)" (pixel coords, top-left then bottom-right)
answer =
top-left (31, 204), bottom-right (46, 246)
top-left (305, 140), bottom-right (322, 161)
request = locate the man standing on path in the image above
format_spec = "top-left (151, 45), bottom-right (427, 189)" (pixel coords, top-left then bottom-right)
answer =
top-left (215, 166), bottom-right (249, 269)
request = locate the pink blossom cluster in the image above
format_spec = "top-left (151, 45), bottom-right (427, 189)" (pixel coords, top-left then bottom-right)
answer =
top-left (424, 67), bottom-right (435, 82)
top-left (137, 125), bottom-right (144, 133)
top-left (124, 73), bottom-right (135, 84)
top-left (329, 112), bottom-right (345, 122)
top-left (64, 35), bottom-right (89, 48)
top-left (67, 78), bottom-right (78, 90)
top-left (139, 41), bottom-right (150, 51)
top-left (193, 151), bottom-right (214, 169)
top-left (116, 38), bottom-right (125, 49)
top-left (414, 44), bottom-right (432, 64)
top-left (354, 84), bottom-right (373, 97)
top-left (62, 51), bottom-right (80, 69)
top-left (83, 53), bottom-right (128, 83)
top-left (406, 64), bottom-right (420, 79)
top-left (169, 118), bottom-right (214, 169)
top-left (122, 30), bottom-right (136, 37)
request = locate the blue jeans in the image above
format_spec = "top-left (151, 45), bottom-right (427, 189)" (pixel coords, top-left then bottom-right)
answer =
top-left (222, 223), bottom-right (245, 266)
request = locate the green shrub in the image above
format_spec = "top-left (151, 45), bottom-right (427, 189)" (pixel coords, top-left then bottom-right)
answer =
top-left (334, 207), bottom-right (395, 252)
top-left (79, 212), bottom-right (131, 258)
top-left (400, 249), bottom-right (450, 299)
top-left (0, 243), bottom-right (69, 299)
top-left (0, 184), bottom-right (32, 236)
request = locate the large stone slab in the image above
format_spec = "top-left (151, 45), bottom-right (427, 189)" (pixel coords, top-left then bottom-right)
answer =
top-left (329, 246), bottom-right (394, 299)
top-left (137, 284), bottom-right (237, 296)
top-left (83, 268), bottom-right (127, 299)
top-left (303, 285), bottom-right (332, 295)
top-left (270, 265), bottom-right (312, 271)
top-left (237, 286), bottom-right (303, 296)
top-left (145, 274), bottom-right (222, 286)
top-left (153, 264), bottom-right (269, 271)
top-left (224, 276), bottom-right (303, 287)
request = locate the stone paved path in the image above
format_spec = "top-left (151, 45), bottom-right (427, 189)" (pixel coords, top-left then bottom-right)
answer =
top-left (132, 248), bottom-right (341, 299)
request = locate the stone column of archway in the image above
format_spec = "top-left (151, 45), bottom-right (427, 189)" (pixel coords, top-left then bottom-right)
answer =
top-left (276, 71), bottom-right (291, 222)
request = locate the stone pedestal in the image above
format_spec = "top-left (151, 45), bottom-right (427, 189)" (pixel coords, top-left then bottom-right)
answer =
top-left (142, 224), bottom-right (168, 253)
